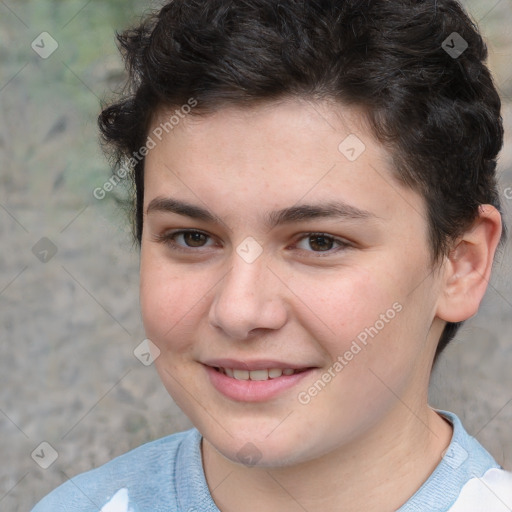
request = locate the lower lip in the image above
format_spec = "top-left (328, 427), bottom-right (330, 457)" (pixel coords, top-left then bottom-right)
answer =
top-left (204, 365), bottom-right (315, 402)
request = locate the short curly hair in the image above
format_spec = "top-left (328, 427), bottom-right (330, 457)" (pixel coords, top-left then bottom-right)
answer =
top-left (99, 0), bottom-right (506, 361)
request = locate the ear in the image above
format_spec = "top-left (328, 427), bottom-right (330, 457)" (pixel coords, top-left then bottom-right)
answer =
top-left (436, 205), bottom-right (503, 323)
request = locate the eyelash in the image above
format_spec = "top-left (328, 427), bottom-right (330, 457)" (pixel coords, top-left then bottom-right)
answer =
top-left (154, 230), bottom-right (351, 257)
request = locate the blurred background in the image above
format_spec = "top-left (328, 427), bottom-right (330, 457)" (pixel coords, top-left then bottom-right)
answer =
top-left (0, 1), bottom-right (511, 510)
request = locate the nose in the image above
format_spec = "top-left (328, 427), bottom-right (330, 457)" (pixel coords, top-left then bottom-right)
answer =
top-left (208, 249), bottom-right (288, 340)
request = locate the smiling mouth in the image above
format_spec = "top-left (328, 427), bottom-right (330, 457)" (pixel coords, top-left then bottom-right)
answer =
top-left (213, 367), bottom-right (309, 381)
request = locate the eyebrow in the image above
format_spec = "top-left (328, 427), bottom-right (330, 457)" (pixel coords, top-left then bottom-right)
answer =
top-left (146, 197), bottom-right (376, 229)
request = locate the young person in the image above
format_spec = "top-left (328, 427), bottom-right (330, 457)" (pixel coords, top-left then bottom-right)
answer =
top-left (32, 0), bottom-right (512, 510)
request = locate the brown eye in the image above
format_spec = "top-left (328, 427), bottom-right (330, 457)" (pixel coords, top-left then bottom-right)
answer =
top-left (155, 230), bottom-right (215, 252)
top-left (308, 234), bottom-right (335, 252)
top-left (294, 232), bottom-right (350, 256)
top-left (181, 231), bottom-right (208, 247)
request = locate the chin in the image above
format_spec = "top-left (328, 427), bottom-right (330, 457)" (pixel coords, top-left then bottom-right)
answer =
top-left (200, 419), bottom-right (321, 469)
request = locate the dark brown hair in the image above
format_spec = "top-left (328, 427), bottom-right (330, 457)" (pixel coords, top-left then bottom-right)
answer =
top-left (98, 0), bottom-right (506, 360)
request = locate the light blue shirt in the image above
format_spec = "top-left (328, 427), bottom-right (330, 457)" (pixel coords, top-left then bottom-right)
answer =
top-left (31, 410), bottom-right (512, 511)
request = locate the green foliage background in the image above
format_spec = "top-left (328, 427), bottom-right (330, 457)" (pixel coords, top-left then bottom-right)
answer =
top-left (0, 1), bottom-right (162, 215)
top-left (0, 0), bottom-right (510, 220)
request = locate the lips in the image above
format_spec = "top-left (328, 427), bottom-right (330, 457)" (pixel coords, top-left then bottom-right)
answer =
top-left (202, 358), bottom-right (316, 401)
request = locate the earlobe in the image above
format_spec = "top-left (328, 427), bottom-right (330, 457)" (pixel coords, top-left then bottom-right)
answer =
top-left (436, 205), bottom-right (503, 323)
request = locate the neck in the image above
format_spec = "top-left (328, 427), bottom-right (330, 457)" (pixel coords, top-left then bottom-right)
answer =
top-left (202, 404), bottom-right (453, 512)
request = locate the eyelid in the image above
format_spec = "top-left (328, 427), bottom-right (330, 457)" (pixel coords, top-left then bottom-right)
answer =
top-left (291, 232), bottom-right (352, 256)
top-left (154, 229), bottom-right (352, 256)
top-left (153, 229), bottom-right (217, 251)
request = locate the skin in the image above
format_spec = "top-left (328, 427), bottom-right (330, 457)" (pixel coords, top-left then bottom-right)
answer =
top-left (139, 97), bottom-right (502, 511)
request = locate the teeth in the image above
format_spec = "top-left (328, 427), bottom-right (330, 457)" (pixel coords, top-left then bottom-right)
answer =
top-left (233, 369), bottom-right (250, 380)
top-left (249, 369), bottom-right (268, 381)
top-left (219, 367), bottom-right (299, 380)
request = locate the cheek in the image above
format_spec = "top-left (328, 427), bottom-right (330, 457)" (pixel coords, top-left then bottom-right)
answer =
top-left (292, 260), bottom-right (428, 392)
top-left (139, 249), bottom-right (210, 352)
top-left (291, 265), bottom-right (402, 348)
top-left (139, 250), bottom-right (211, 413)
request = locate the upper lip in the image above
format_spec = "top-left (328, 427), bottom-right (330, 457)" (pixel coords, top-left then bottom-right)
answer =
top-left (202, 358), bottom-right (315, 371)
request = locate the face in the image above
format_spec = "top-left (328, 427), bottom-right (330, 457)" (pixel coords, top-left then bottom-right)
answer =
top-left (140, 97), bottom-right (446, 468)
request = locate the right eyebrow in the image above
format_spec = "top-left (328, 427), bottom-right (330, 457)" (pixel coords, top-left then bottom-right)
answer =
top-left (146, 197), bottom-right (224, 224)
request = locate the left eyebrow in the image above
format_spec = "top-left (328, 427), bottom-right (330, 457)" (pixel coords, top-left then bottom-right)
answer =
top-left (265, 202), bottom-right (377, 229)
top-left (146, 197), bottom-right (378, 229)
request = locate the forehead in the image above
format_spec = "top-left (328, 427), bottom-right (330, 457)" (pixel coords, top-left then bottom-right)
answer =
top-left (150, 97), bottom-right (375, 164)
top-left (144, 98), bottom-right (425, 231)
